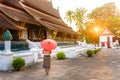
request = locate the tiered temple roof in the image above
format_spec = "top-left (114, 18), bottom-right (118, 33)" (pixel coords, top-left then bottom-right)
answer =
top-left (0, 0), bottom-right (77, 35)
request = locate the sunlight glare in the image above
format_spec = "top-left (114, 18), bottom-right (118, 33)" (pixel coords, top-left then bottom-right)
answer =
top-left (94, 27), bottom-right (99, 32)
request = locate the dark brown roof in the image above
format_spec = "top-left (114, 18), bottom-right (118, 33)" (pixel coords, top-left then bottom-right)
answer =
top-left (0, 13), bottom-right (25, 30)
top-left (19, 2), bottom-right (67, 27)
top-left (43, 21), bottom-right (77, 35)
top-left (0, 0), bottom-right (24, 10)
top-left (19, 0), bottom-right (61, 19)
top-left (0, 4), bottom-right (39, 25)
top-left (1, 0), bottom-right (61, 19)
top-left (19, 2), bottom-right (77, 35)
top-left (0, 0), bottom-right (77, 35)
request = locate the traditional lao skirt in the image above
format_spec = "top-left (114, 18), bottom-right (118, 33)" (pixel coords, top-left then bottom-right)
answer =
top-left (43, 55), bottom-right (51, 69)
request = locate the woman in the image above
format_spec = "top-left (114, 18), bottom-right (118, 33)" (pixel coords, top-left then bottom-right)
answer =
top-left (43, 49), bottom-right (51, 75)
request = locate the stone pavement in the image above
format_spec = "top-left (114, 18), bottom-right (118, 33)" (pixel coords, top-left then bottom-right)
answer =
top-left (0, 48), bottom-right (120, 80)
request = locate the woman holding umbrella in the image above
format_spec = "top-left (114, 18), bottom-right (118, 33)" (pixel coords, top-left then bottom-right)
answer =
top-left (41, 39), bottom-right (57, 75)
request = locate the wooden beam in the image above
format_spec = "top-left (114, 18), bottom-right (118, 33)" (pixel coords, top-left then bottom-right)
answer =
top-left (0, 28), bottom-right (5, 40)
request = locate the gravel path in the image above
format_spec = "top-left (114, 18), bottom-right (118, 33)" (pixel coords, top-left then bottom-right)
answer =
top-left (0, 48), bottom-right (120, 80)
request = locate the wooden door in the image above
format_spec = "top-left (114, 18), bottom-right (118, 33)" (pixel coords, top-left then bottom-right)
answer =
top-left (107, 37), bottom-right (110, 48)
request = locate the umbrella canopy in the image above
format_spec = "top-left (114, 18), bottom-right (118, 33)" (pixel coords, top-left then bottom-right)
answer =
top-left (41, 39), bottom-right (57, 51)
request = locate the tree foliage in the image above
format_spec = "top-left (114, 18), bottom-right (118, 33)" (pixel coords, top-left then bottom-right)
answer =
top-left (65, 2), bottom-right (120, 43)
top-left (85, 22), bottom-right (100, 44)
top-left (65, 8), bottom-right (87, 41)
top-left (73, 8), bottom-right (87, 27)
top-left (107, 16), bottom-right (120, 36)
top-left (88, 2), bottom-right (117, 22)
top-left (65, 10), bottom-right (74, 26)
top-left (86, 2), bottom-right (120, 43)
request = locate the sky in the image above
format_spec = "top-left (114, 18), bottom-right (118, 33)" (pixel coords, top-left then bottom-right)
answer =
top-left (52, 0), bottom-right (120, 31)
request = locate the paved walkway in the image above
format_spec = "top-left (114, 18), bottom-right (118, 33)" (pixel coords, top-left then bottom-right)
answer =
top-left (1, 48), bottom-right (120, 80)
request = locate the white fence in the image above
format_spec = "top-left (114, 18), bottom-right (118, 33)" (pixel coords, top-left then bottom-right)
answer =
top-left (0, 48), bottom-right (40, 71)
top-left (0, 40), bottom-right (95, 71)
top-left (13, 51), bottom-right (34, 66)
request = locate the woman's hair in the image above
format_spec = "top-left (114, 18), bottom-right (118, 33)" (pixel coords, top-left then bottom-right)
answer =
top-left (43, 49), bottom-right (51, 53)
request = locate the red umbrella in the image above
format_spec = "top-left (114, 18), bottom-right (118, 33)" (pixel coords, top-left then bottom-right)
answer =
top-left (41, 39), bottom-right (57, 51)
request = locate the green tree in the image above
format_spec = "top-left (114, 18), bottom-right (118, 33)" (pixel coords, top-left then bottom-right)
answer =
top-left (85, 22), bottom-right (101, 44)
top-left (65, 8), bottom-right (87, 41)
top-left (74, 8), bottom-right (87, 27)
top-left (88, 2), bottom-right (117, 22)
top-left (86, 2), bottom-right (120, 43)
top-left (107, 16), bottom-right (120, 36)
top-left (65, 10), bottom-right (74, 26)
top-left (74, 8), bottom-right (87, 41)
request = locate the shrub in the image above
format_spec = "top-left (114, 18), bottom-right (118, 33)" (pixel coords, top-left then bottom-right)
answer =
top-left (56, 52), bottom-right (66, 59)
top-left (93, 49), bottom-right (98, 54)
top-left (12, 57), bottom-right (25, 71)
top-left (97, 48), bottom-right (101, 51)
top-left (86, 50), bottom-right (93, 57)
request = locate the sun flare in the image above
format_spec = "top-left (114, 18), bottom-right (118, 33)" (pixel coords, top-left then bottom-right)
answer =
top-left (94, 27), bottom-right (99, 32)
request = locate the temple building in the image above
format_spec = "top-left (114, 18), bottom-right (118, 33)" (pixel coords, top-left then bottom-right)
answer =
top-left (99, 28), bottom-right (120, 48)
top-left (0, 0), bottom-right (78, 44)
